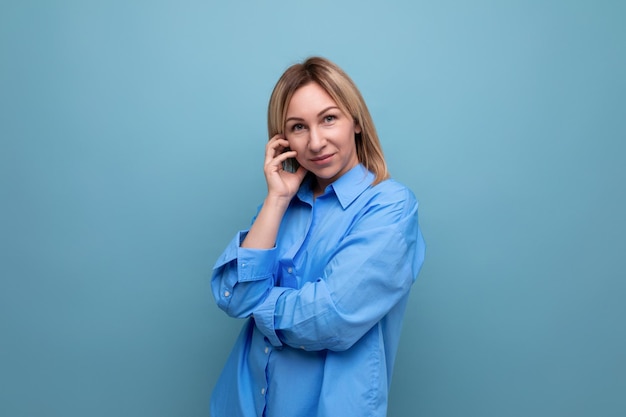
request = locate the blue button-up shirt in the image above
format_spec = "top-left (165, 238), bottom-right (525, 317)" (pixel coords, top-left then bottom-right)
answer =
top-left (211, 164), bottom-right (425, 417)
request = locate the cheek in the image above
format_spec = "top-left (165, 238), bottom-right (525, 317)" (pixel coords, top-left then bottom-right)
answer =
top-left (293, 144), bottom-right (307, 159)
top-left (286, 136), bottom-right (306, 152)
top-left (337, 127), bottom-right (357, 145)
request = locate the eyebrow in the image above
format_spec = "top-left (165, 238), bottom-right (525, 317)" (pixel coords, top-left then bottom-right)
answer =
top-left (285, 106), bottom-right (340, 123)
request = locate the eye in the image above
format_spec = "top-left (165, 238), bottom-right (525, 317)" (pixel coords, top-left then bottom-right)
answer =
top-left (291, 123), bottom-right (305, 132)
top-left (323, 115), bottom-right (337, 123)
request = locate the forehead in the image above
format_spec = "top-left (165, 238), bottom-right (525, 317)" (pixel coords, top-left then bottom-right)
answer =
top-left (286, 83), bottom-right (338, 115)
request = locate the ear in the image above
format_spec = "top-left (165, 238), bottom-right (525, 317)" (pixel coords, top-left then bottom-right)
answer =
top-left (354, 124), bottom-right (362, 134)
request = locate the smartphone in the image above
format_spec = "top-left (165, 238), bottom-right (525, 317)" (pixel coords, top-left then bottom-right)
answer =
top-left (282, 148), bottom-right (300, 173)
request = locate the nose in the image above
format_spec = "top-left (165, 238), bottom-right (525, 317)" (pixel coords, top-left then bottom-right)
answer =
top-left (308, 126), bottom-right (325, 152)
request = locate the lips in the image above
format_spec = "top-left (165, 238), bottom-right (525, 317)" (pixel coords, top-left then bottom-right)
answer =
top-left (310, 154), bottom-right (333, 164)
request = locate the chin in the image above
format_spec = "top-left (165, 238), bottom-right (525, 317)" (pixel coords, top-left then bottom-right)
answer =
top-left (310, 169), bottom-right (338, 180)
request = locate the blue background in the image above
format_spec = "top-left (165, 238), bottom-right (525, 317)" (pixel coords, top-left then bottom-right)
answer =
top-left (1, 1), bottom-right (624, 416)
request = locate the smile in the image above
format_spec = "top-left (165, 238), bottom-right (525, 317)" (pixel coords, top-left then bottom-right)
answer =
top-left (310, 154), bottom-right (333, 165)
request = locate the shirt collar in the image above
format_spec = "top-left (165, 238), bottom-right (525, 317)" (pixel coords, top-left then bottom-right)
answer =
top-left (297, 164), bottom-right (374, 209)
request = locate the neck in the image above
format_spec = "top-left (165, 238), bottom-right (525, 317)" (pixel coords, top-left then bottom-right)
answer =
top-left (313, 182), bottom-right (325, 198)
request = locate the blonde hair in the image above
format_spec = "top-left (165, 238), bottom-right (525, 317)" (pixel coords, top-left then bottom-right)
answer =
top-left (267, 56), bottom-right (389, 185)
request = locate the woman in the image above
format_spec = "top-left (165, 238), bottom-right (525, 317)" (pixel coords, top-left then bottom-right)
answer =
top-left (211, 56), bottom-right (425, 417)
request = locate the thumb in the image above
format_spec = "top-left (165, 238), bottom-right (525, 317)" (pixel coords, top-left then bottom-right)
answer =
top-left (295, 166), bottom-right (308, 182)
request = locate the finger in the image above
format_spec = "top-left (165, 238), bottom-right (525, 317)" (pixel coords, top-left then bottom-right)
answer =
top-left (265, 137), bottom-right (290, 163)
top-left (294, 165), bottom-right (308, 181)
top-left (267, 134), bottom-right (288, 147)
top-left (269, 134), bottom-right (289, 144)
top-left (274, 149), bottom-right (297, 163)
top-left (265, 139), bottom-right (282, 165)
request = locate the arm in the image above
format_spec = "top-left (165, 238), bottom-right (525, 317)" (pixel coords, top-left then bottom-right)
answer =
top-left (242, 134), bottom-right (306, 249)
top-left (211, 135), bottom-right (307, 318)
top-left (211, 230), bottom-right (280, 318)
top-left (253, 188), bottom-right (426, 350)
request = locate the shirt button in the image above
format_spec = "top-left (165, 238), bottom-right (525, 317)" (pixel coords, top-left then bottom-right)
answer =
top-left (223, 290), bottom-right (230, 297)
top-left (300, 346), bottom-right (305, 350)
top-left (264, 347), bottom-right (269, 354)
top-left (261, 388), bottom-right (266, 395)
top-left (287, 267), bottom-right (293, 274)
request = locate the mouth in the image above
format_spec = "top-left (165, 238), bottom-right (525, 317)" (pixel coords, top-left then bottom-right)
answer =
top-left (310, 154), bottom-right (333, 164)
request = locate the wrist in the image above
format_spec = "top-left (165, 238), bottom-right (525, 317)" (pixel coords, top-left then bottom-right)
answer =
top-left (264, 193), bottom-right (293, 209)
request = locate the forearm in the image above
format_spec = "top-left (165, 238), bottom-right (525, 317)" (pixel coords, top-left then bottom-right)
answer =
top-left (211, 231), bottom-right (279, 318)
top-left (241, 195), bottom-right (291, 249)
top-left (273, 239), bottom-right (416, 351)
top-left (253, 221), bottom-right (423, 351)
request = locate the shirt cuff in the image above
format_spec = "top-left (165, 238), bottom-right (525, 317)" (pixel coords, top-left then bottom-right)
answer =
top-left (253, 286), bottom-right (290, 347)
top-left (236, 237), bottom-right (277, 283)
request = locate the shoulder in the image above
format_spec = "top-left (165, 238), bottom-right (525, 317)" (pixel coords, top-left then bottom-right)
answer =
top-left (338, 177), bottom-right (419, 237)
top-left (345, 178), bottom-right (419, 230)
top-left (364, 178), bottom-right (418, 211)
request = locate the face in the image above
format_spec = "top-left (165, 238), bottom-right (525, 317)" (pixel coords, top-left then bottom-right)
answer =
top-left (284, 82), bottom-right (361, 193)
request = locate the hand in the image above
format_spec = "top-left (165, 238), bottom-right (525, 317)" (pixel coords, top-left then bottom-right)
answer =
top-left (241, 135), bottom-right (307, 249)
top-left (264, 134), bottom-right (307, 201)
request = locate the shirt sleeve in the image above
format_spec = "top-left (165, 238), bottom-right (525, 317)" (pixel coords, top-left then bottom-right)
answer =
top-left (211, 230), bottom-right (282, 319)
top-left (253, 187), bottom-right (426, 351)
